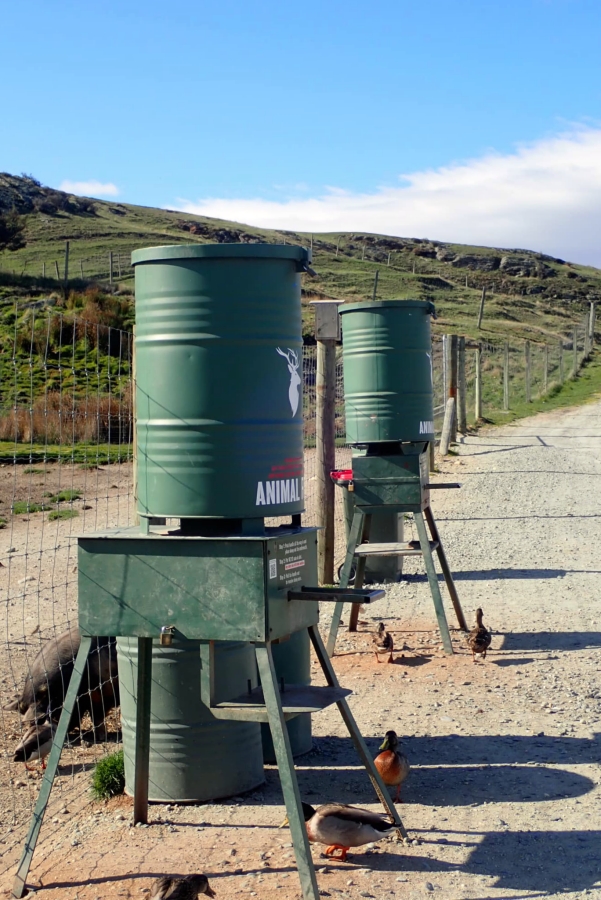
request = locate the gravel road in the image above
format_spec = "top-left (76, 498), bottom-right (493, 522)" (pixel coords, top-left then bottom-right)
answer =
top-left (2, 399), bottom-right (600, 900)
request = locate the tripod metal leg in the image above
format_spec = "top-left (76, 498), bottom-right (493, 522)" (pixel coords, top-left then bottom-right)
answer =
top-left (133, 637), bottom-right (153, 825)
top-left (256, 643), bottom-right (320, 900)
top-left (12, 636), bottom-right (93, 899)
top-left (326, 509), bottom-right (364, 656)
top-left (309, 626), bottom-right (408, 840)
top-left (414, 512), bottom-right (454, 656)
top-left (347, 513), bottom-right (371, 633)
top-left (424, 505), bottom-right (467, 632)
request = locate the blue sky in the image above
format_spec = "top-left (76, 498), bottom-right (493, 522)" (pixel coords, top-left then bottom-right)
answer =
top-left (2, 0), bottom-right (601, 262)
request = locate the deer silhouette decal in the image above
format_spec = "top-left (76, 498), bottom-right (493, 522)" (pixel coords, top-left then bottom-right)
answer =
top-left (276, 347), bottom-right (301, 416)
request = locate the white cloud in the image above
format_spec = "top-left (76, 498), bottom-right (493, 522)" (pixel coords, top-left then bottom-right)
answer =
top-left (60, 180), bottom-right (120, 198)
top-left (175, 127), bottom-right (601, 266)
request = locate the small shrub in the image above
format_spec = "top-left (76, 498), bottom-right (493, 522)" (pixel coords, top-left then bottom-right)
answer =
top-left (24, 467), bottom-right (45, 474)
top-left (48, 508), bottom-right (79, 521)
top-left (12, 501), bottom-right (45, 514)
top-left (0, 517), bottom-right (6, 529)
top-left (91, 750), bottom-right (125, 800)
top-left (48, 489), bottom-right (82, 503)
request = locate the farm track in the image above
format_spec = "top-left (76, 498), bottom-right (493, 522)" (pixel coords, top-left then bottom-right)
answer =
top-left (1, 401), bottom-right (600, 898)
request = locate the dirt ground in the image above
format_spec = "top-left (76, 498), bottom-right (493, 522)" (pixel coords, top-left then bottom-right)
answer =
top-left (1, 399), bottom-right (601, 900)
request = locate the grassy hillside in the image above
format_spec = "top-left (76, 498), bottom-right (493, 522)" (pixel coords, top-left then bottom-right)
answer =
top-left (1, 171), bottom-right (600, 349)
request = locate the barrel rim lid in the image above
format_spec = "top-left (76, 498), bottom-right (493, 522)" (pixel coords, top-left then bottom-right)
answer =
top-left (339, 299), bottom-right (435, 313)
top-left (132, 243), bottom-right (311, 265)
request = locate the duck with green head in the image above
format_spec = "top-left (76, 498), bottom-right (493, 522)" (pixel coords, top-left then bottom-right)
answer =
top-left (374, 730), bottom-right (410, 802)
top-left (281, 801), bottom-right (395, 861)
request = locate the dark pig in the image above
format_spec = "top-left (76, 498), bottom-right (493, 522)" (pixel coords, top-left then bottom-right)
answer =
top-left (14, 625), bottom-right (119, 732)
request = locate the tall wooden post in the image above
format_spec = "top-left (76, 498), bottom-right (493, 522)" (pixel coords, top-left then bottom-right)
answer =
top-left (559, 339), bottom-right (564, 383)
top-left (313, 301), bottom-right (340, 585)
top-left (54, 260), bottom-right (60, 280)
top-left (525, 341), bottom-right (531, 402)
top-left (109, 250), bottom-right (113, 286)
top-left (589, 301), bottom-right (597, 348)
top-left (503, 341), bottom-right (509, 410)
top-left (457, 336), bottom-right (467, 433)
top-left (573, 328), bottom-right (578, 376)
top-left (477, 287), bottom-right (486, 329)
top-left (543, 344), bottom-right (548, 393)
top-left (63, 240), bottom-right (69, 295)
top-left (445, 334), bottom-right (458, 442)
top-left (474, 347), bottom-right (482, 420)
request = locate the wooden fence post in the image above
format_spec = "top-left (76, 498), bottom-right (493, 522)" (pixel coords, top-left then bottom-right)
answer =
top-left (457, 336), bottom-right (467, 433)
top-left (42, 261), bottom-right (46, 279)
top-left (80, 260), bottom-right (84, 279)
top-left (336, 236), bottom-right (340, 256)
top-left (503, 341), bottom-right (509, 410)
top-left (445, 335), bottom-right (458, 442)
top-left (543, 344), bottom-right (548, 393)
top-left (559, 339), bottom-right (564, 383)
top-left (63, 241), bottom-right (70, 295)
top-left (589, 301), bottom-right (597, 347)
top-left (439, 398), bottom-right (456, 456)
top-left (474, 347), bottom-right (482, 420)
top-left (313, 302), bottom-right (340, 585)
top-left (572, 328), bottom-right (578, 376)
top-left (477, 287), bottom-right (486, 329)
top-left (109, 251), bottom-right (113, 286)
top-left (525, 341), bottom-right (531, 402)
top-left (442, 335), bottom-right (448, 401)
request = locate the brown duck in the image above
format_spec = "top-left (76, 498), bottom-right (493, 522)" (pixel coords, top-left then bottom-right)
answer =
top-left (372, 623), bottom-right (394, 663)
top-left (149, 874), bottom-right (215, 899)
top-left (467, 608), bottom-right (492, 661)
top-left (282, 801), bottom-right (396, 861)
top-left (374, 730), bottom-right (410, 801)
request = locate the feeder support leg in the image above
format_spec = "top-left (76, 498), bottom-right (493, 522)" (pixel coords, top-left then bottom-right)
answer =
top-left (348, 513), bottom-right (371, 632)
top-left (424, 505), bottom-right (467, 631)
top-left (255, 642), bottom-right (320, 900)
top-left (326, 508), bottom-right (364, 657)
top-left (12, 637), bottom-right (93, 899)
top-left (308, 625), bottom-right (408, 840)
top-left (414, 512), bottom-right (454, 655)
top-left (133, 637), bottom-right (153, 825)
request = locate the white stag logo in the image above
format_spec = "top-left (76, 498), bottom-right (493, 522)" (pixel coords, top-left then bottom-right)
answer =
top-left (276, 347), bottom-right (301, 417)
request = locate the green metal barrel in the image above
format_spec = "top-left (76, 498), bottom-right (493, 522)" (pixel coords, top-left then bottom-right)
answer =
top-left (340, 300), bottom-right (435, 444)
top-left (261, 630), bottom-right (312, 762)
top-left (117, 637), bottom-right (265, 802)
top-left (132, 244), bottom-right (310, 519)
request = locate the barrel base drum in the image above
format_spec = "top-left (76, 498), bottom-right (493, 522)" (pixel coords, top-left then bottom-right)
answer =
top-left (118, 638), bottom-right (265, 802)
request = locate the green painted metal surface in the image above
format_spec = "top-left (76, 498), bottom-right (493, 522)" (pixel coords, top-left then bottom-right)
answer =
top-left (341, 479), bottom-right (403, 583)
top-left (77, 528), bottom-right (319, 642)
top-left (118, 636), bottom-right (265, 802)
top-left (132, 243), bottom-right (310, 518)
top-left (340, 300), bottom-right (435, 444)
top-left (351, 452), bottom-right (429, 511)
top-left (261, 629), bottom-right (312, 761)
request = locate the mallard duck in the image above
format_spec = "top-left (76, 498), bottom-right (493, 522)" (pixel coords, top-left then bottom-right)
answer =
top-left (13, 721), bottom-right (55, 770)
top-left (374, 730), bottom-right (410, 802)
top-left (372, 623), bottom-right (394, 663)
top-left (467, 608), bottom-right (492, 662)
top-left (282, 802), bottom-right (395, 861)
top-left (149, 874), bottom-right (215, 899)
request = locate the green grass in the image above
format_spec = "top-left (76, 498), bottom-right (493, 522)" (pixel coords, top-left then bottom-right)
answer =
top-left (11, 501), bottom-right (46, 514)
top-left (48, 489), bottom-right (82, 503)
top-left (481, 355), bottom-right (601, 427)
top-left (23, 466), bottom-right (45, 474)
top-left (0, 443), bottom-right (132, 464)
top-left (0, 517), bottom-right (6, 529)
top-left (48, 508), bottom-right (79, 521)
top-left (91, 750), bottom-right (125, 800)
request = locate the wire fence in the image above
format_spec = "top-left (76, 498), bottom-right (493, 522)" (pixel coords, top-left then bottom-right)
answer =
top-left (0, 301), bottom-right (596, 878)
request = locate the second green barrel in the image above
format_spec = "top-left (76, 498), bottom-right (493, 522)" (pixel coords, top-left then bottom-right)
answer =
top-left (340, 300), bottom-right (435, 444)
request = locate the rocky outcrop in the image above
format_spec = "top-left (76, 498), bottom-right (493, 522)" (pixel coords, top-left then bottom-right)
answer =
top-left (499, 256), bottom-right (556, 278)
top-left (451, 254), bottom-right (501, 271)
top-left (0, 173), bottom-right (96, 216)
